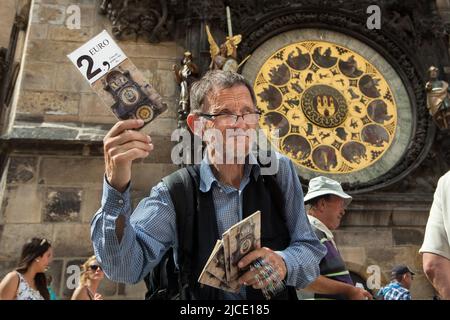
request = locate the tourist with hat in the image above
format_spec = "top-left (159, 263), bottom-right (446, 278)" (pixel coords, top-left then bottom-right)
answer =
top-left (301, 176), bottom-right (373, 300)
top-left (377, 265), bottom-right (415, 300)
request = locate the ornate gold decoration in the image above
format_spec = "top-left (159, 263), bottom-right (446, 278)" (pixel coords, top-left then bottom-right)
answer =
top-left (136, 105), bottom-right (154, 121)
top-left (206, 24), bottom-right (242, 72)
top-left (255, 41), bottom-right (397, 173)
top-left (302, 85), bottom-right (348, 128)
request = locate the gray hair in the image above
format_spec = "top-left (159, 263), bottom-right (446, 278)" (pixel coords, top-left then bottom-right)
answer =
top-left (189, 70), bottom-right (257, 114)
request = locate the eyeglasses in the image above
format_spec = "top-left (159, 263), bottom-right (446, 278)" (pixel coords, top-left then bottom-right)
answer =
top-left (89, 265), bottom-right (102, 271)
top-left (199, 111), bottom-right (261, 125)
top-left (40, 238), bottom-right (48, 246)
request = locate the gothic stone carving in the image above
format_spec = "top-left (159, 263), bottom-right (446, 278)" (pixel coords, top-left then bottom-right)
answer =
top-left (98, 0), bottom-right (175, 43)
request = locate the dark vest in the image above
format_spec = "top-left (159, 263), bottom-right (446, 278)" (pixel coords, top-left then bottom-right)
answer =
top-left (311, 227), bottom-right (353, 300)
top-left (182, 165), bottom-right (297, 300)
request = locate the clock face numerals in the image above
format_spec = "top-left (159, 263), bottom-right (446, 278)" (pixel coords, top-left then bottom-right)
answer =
top-left (254, 41), bottom-right (398, 174)
top-left (120, 86), bottom-right (141, 106)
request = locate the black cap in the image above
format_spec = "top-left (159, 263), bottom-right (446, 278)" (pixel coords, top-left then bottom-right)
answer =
top-left (391, 265), bottom-right (415, 277)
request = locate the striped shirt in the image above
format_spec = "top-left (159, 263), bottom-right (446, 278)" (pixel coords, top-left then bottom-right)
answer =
top-left (90, 152), bottom-right (326, 299)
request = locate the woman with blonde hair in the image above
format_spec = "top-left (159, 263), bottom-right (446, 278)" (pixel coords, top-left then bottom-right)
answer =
top-left (71, 255), bottom-right (104, 300)
top-left (0, 237), bottom-right (53, 300)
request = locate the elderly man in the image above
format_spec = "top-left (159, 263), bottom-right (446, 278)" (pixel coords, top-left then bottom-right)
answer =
top-left (301, 176), bottom-right (372, 300)
top-left (91, 70), bottom-right (326, 299)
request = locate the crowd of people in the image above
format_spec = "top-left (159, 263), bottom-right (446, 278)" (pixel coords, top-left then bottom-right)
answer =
top-left (0, 239), bottom-right (105, 300)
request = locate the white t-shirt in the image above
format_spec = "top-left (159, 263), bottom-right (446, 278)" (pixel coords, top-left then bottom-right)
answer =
top-left (420, 171), bottom-right (450, 260)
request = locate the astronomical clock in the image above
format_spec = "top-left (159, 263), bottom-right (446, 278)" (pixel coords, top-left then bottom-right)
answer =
top-left (242, 29), bottom-right (413, 187)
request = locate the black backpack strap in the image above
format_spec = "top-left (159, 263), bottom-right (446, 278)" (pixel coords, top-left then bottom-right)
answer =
top-left (256, 155), bottom-right (287, 224)
top-left (162, 164), bottom-right (200, 298)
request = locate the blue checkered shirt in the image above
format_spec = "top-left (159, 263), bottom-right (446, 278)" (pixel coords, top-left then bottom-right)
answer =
top-left (91, 152), bottom-right (326, 299)
top-left (377, 281), bottom-right (412, 300)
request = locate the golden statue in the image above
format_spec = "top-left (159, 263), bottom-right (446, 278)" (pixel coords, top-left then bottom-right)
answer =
top-left (205, 6), bottom-right (250, 73)
top-left (206, 24), bottom-right (242, 72)
top-left (426, 66), bottom-right (450, 129)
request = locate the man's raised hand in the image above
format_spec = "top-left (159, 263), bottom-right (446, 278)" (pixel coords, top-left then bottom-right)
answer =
top-left (103, 119), bottom-right (153, 192)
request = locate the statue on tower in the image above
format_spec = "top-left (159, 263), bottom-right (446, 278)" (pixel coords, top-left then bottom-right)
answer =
top-left (425, 66), bottom-right (450, 129)
top-left (205, 6), bottom-right (249, 73)
top-left (206, 25), bottom-right (242, 72)
top-left (173, 51), bottom-right (199, 123)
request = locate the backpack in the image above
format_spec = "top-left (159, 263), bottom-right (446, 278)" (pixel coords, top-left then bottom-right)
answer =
top-left (144, 157), bottom-right (284, 300)
top-left (144, 248), bottom-right (180, 300)
top-left (144, 165), bottom-right (199, 300)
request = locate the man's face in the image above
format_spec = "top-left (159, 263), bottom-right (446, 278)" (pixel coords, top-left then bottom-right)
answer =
top-left (202, 85), bottom-right (258, 163)
top-left (322, 195), bottom-right (346, 230)
top-left (429, 69), bottom-right (438, 79)
top-left (402, 272), bottom-right (413, 289)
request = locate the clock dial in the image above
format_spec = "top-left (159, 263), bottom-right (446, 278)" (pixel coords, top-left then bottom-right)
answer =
top-left (136, 105), bottom-right (154, 122)
top-left (254, 40), bottom-right (397, 174)
top-left (120, 86), bottom-right (140, 106)
top-left (243, 29), bottom-right (412, 185)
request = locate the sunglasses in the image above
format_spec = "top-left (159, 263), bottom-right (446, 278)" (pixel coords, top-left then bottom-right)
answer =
top-left (89, 265), bottom-right (102, 271)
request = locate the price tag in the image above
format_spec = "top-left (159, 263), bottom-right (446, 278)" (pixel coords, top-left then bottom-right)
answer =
top-left (67, 30), bottom-right (126, 85)
top-left (66, 29), bottom-right (168, 128)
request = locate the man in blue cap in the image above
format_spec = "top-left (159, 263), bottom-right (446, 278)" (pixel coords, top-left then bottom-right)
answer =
top-left (377, 265), bottom-right (415, 300)
top-left (301, 176), bottom-right (372, 300)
